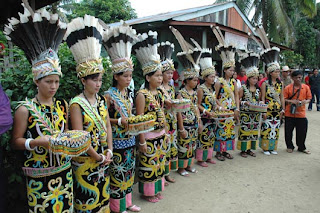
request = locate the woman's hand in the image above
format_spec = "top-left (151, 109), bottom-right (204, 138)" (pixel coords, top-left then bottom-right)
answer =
top-left (262, 113), bottom-right (267, 120)
top-left (139, 144), bottom-right (147, 153)
top-left (104, 152), bottom-right (113, 165)
top-left (165, 100), bottom-right (173, 109)
top-left (234, 110), bottom-right (240, 120)
top-left (179, 129), bottom-right (187, 139)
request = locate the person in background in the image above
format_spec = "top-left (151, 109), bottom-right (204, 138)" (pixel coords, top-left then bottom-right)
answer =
top-left (284, 70), bottom-right (311, 154)
top-left (281, 65), bottom-right (293, 88)
top-left (103, 23), bottom-right (141, 212)
top-left (172, 61), bottom-right (180, 91)
top-left (0, 84), bottom-right (13, 213)
top-left (259, 72), bottom-right (266, 82)
top-left (158, 41), bottom-right (178, 184)
top-left (305, 71), bottom-right (312, 88)
top-left (0, 43), bottom-right (5, 57)
top-left (258, 69), bottom-right (269, 87)
top-left (308, 68), bottom-right (320, 111)
top-left (233, 72), bottom-right (242, 90)
top-left (237, 68), bottom-right (248, 85)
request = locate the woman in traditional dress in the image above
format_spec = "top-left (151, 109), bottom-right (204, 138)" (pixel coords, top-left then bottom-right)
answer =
top-left (65, 15), bottom-right (113, 212)
top-left (9, 7), bottom-right (74, 212)
top-left (169, 26), bottom-right (202, 176)
top-left (237, 53), bottom-right (262, 157)
top-left (196, 49), bottom-right (222, 167)
top-left (133, 31), bottom-right (167, 203)
top-left (212, 27), bottom-right (240, 161)
top-left (176, 52), bottom-right (201, 176)
top-left (103, 24), bottom-right (141, 213)
top-left (260, 48), bottom-right (285, 155)
top-left (158, 41), bottom-right (178, 184)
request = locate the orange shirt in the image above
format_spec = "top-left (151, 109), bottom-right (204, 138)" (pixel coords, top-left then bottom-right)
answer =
top-left (284, 83), bottom-right (312, 118)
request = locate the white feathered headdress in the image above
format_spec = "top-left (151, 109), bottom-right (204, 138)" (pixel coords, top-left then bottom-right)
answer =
top-left (169, 26), bottom-right (201, 80)
top-left (248, 25), bottom-right (280, 73)
top-left (64, 15), bottom-right (104, 78)
top-left (103, 21), bottom-right (137, 75)
top-left (132, 31), bottom-right (161, 76)
top-left (4, 3), bottom-right (66, 81)
top-left (199, 49), bottom-right (215, 79)
top-left (239, 51), bottom-right (260, 78)
top-left (158, 41), bottom-right (175, 72)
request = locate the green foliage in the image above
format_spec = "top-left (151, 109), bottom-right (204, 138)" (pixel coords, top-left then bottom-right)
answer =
top-left (66, 0), bottom-right (137, 23)
top-left (295, 18), bottom-right (317, 67)
top-left (281, 50), bottom-right (304, 68)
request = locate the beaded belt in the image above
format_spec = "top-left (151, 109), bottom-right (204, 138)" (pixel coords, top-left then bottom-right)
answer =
top-left (113, 136), bottom-right (136, 149)
top-left (22, 160), bottom-right (71, 178)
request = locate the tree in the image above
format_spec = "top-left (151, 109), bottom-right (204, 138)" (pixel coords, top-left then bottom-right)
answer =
top-left (295, 18), bottom-right (317, 67)
top-left (217, 0), bottom-right (317, 46)
top-left (66, 0), bottom-right (137, 24)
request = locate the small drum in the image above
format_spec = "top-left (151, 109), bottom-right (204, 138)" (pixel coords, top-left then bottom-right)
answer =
top-left (49, 130), bottom-right (91, 157)
top-left (249, 103), bottom-right (268, 113)
top-left (171, 99), bottom-right (191, 112)
top-left (128, 114), bottom-right (156, 135)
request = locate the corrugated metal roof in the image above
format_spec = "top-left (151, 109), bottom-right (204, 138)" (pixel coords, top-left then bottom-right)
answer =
top-left (108, 1), bottom-right (233, 27)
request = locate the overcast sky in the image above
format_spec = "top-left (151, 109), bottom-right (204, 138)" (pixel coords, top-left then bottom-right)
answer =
top-left (129, 0), bottom-right (320, 18)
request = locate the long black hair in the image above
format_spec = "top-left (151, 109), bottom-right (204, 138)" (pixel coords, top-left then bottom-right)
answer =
top-left (180, 78), bottom-right (197, 91)
top-left (267, 71), bottom-right (281, 85)
top-left (112, 72), bottom-right (125, 87)
top-left (144, 71), bottom-right (157, 90)
top-left (246, 76), bottom-right (259, 89)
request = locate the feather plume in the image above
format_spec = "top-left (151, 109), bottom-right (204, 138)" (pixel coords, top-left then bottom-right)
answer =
top-left (132, 30), bottom-right (161, 75)
top-left (4, 4), bottom-right (66, 65)
top-left (64, 15), bottom-right (103, 64)
top-left (157, 41), bottom-right (174, 61)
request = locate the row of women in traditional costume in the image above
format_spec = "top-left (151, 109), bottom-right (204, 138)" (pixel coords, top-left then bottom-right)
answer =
top-left (5, 6), bottom-right (284, 213)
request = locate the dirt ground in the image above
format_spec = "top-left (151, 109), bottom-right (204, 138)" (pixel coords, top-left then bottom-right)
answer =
top-left (131, 110), bottom-right (320, 213)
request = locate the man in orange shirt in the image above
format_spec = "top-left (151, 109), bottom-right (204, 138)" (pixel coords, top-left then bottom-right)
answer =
top-left (284, 70), bottom-right (312, 154)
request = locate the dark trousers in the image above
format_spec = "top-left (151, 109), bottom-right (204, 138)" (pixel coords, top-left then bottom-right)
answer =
top-left (308, 89), bottom-right (320, 110)
top-left (285, 117), bottom-right (308, 151)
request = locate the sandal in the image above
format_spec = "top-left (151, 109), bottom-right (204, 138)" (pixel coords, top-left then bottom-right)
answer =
top-left (178, 170), bottom-right (189, 177)
top-left (246, 150), bottom-right (256, 157)
top-left (127, 205), bottom-right (141, 212)
top-left (185, 167), bottom-right (198, 173)
top-left (215, 153), bottom-right (225, 161)
top-left (197, 161), bottom-right (208, 167)
top-left (240, 151), bottom-right (248, 158)
top-left (222, 152), bottom-right (234, 159)
top-left (299, 150), bottom-right (311, 154)
top-left (286, 149), bottom-right (293, 153)
top-left (165, 175), bottom-right (176, 183)
top-left (206, 159), bottom-right (216, 164)
top-left (142, 196), bottom-right (159, 203)
top-left (156, 193), bottom-right (164, 200)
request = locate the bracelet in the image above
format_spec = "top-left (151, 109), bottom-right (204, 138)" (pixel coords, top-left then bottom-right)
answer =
top-left (178, 129), bottom-right (185, 133)
top-left (118, 117), bottom-right (122, 126)
top-left (98, 154), bottom-right (106, 164)
top-left (139, 141), bottom-right (146, 146)
top-left (219, 106), bottom-right (222, 111)
top-left (235, 108), bottom-right (240, 112)
top-left (203, 109), bottom-right (206, 114)
top-left (107, 149), bottom-right (113, 157)
top-left (25, 138), bottom-right (36, 151)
